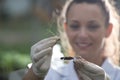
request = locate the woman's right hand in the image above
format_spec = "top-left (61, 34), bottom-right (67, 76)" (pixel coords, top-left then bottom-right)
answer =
top-left (30, 36), bottom-right (60, 77)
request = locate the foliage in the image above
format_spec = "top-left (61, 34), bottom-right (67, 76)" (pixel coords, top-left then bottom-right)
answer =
top-left (0, 51), bottom-right (31, 73)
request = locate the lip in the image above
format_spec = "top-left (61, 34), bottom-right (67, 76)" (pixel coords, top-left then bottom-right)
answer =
top-left (76, 42), bottom-right (92, 49)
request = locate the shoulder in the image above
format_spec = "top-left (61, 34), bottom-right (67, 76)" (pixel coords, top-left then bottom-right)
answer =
top-left (102, 58), bottom-right (120, 80)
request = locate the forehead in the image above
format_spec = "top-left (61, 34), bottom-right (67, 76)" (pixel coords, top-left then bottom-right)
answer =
top-left (67, 3), bottom-right (105, 22)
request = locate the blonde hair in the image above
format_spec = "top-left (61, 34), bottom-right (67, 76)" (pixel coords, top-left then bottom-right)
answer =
top-left (104, 0), bottom-right (120, 65)
top-left (57, 0), bottom-right (74, 56)
top-left (57, 0), bottom-right (120, 65)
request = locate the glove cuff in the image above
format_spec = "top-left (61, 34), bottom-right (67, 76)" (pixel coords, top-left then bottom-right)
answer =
top-left (32, 65), bottom-right (46, 78)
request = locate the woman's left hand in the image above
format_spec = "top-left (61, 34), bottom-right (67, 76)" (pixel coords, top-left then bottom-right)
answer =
top-left (73, 56), bottom-right (110, 80)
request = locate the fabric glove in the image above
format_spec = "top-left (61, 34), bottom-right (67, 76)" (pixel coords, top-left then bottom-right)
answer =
top-left (30, 36), bottom-right (60, 77)
top-left (73, 56), bottom-right (110, 80)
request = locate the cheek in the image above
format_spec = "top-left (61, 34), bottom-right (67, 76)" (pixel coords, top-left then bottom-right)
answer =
top-left (66, 29), bottom-right (77, 43)
top-left (92, 31), bottom-right (105, 48)
top-left (92, 27), bottom-right (106, 40)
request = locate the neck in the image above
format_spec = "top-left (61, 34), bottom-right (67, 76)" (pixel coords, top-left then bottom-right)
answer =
top-left (82, 48), bottom-right (107, 66)
top-left (86, 55), bottom-right (106, 66)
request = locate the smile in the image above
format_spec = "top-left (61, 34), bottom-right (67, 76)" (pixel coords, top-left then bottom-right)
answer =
top-left (76, 42), bottom-right (92, 49)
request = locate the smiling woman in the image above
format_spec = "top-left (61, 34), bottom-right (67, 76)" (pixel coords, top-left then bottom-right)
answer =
top-left (64, 2), bottom-right (112, 65)
top-left (23, 0), bottom-right (120, 80)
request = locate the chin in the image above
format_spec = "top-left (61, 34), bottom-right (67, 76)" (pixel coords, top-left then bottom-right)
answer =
top-left (76, 51), bottom-right (89, 57)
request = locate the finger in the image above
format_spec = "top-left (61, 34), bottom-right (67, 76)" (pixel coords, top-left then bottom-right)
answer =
top-left (74, 56), bottom-right (104, 74)
top-left (82, 61), bottom-right (104, 74)
top-left (35, 40), bottom-right (57, 53)
top-left (74, 59), bottom-right (91, 80)
top-left (74, 57), bottom-right (106, 80)
top-left (32, 36), bottom-right (60, 48)
top-left (40, 55), bottom-right (52, 70)
top-left (80, 67), bottom-right (105, 79)
top-left (75, 68), bottom-right (92, 80)
top-left (73, 57), bottom-right (84, 72)
top-left (34, 55), bottom-right (48, 69)
top-left (33, 47), bottom-right (52, 62)
top-left (81, 69), bottom-right (109, 80)
top-left (31, 37), bottom-right (59, 54)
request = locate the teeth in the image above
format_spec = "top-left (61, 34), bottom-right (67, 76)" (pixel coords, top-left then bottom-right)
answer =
top-left (78, 43), bottom-right (89, 47)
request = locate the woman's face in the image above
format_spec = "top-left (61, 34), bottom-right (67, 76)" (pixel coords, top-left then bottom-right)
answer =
top-left (65, 3), bottom-right (112, 59)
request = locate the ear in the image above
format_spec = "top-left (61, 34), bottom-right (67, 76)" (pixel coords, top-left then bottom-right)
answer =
top-left (105, 23), bottom-right (113, 38)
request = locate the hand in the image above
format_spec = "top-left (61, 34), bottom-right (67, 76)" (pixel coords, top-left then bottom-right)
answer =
top-left (73, 56), bottom-right (110, 80)
top-left (31, 36), bottom-right (60, 77)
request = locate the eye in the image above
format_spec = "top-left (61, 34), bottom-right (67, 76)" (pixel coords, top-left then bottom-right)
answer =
top-left (69, 23), bottom-right (79, 30)
top-left (87, 24), bottom-right (100, 31)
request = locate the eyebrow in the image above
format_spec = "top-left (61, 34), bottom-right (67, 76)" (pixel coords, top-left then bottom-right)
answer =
top-left (67, 19), bottom-right (99, 25)
top-left (87, 20), bottom-right (98, 24)
top-left (67, 19), bottom-right (79, 23)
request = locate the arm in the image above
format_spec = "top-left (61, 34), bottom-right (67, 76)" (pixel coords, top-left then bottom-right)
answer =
top-left (23, 36), bottom-right (59, 80)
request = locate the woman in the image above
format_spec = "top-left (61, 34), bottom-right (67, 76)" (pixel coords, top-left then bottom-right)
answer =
top-left (23, 0), bottom-right (120, 80)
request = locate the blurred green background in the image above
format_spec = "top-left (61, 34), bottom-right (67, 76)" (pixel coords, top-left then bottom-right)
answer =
top-left (0, 0), bottom-right (119, 80)
top-left (0, 17), bottom-right (58, 79)
top-left (0, 0), bottom-right (61, 79)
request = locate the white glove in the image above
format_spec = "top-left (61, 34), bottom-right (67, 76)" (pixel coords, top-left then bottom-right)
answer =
top-left (73, 56), bottom-right (110, 80)
top-left (30, 36), bottom-right (60, 77)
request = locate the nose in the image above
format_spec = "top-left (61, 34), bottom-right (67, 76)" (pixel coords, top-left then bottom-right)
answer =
top-left (78, 27), bottom-right (88, 39)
